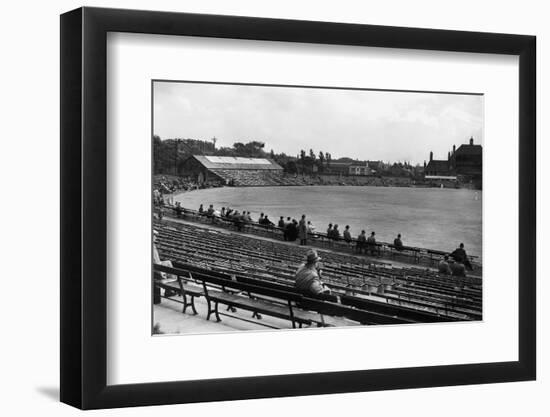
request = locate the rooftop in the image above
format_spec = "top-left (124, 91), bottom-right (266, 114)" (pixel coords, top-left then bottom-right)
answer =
top-left (190, 155), bottom-right (283, 170)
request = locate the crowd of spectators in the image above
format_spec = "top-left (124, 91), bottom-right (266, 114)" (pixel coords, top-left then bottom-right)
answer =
top-left (153, 175), bottom-right (222, 200)
top-left (162, 199), bottom-right (475, 278)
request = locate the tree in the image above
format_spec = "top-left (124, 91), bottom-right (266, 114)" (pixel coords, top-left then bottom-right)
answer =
top-left (285, 160), bottom-right (298, 174)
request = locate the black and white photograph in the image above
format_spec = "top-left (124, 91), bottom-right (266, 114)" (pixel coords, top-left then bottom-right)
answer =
top-left (151, 80), bottom-right (483, 335)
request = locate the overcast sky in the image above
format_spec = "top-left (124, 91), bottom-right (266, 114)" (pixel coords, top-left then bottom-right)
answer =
top-left (153, 81), bottom-right (483, 165)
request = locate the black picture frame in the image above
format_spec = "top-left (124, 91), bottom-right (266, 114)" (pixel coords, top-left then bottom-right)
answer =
top-left (60, 6), bottom-right (536, 410)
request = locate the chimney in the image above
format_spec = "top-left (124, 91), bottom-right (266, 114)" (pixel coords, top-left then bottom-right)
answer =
top-left (448, 151), bottom-right (451, 161)
top-left (423, 160), bottom-right (426, 168)
top-left (453, 145), bottom-right (456, 154)
top-left (470, 136), bottom-right (474, 145)
top-left (429, 151), bottom-right (433, 161)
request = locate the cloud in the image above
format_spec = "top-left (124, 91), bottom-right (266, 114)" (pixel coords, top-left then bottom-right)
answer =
top-left (153, 81), bottom-right (483, 164)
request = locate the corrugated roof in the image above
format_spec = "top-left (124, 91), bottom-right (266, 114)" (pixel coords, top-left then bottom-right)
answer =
top-left (190, 155), bottom-right (283, 170)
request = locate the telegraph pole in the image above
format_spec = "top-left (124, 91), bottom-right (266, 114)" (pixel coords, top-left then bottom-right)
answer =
top-left (174, 139), bottom-right (181, 176)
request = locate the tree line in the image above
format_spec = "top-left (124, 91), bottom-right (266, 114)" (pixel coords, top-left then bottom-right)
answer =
top-left (153, 135), bottom-right (423, 177)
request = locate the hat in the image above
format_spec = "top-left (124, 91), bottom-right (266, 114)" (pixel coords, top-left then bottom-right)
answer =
top-left (305, 249), bottom-right (321, 263)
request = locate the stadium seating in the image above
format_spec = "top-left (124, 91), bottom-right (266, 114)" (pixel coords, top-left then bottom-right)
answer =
top-left (154, 219), bottom-right (482, 324)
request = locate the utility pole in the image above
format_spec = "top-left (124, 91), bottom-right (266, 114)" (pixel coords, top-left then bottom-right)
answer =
top-left (174, 139), bottom-right (181, 176)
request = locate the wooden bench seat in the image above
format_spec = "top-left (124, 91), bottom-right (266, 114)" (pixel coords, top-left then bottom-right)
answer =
top-left (154, 266), bottom-right (204, 314)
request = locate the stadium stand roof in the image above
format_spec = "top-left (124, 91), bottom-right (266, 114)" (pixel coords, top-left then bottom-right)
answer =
top-left (189, 155), bottom-right (283, 170)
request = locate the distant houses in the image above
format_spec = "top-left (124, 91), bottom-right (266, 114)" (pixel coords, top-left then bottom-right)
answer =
top-left (424, 137), bottom-right (482, 183)
top-left (326, 160), bottom-right (387, 176)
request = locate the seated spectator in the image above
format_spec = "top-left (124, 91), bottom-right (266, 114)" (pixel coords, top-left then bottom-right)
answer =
top-left (152, 230), bottom-right (176, 297)
top-left (198, 204), bottom-right (204, 214)
top-left (393, 234), bottom-right (404, 251)
top-left (221, 207), bottom-right (226, 217)
top-left (258, 214), bottom-right (272, 226)
top-left (450, 260), bottom-right (467, 277)
top-left (157, 206), bottom-right (164, 221)
top-left (230, 210), bottom-right (240, 230)
top-left (451, 243), bottom-right (473, 270)
top-left (206, 204), bottom-right (215, 217)
top-left (294, 249), bottom-right (330, 296)
top-left (175, 201), bottom-right (183, 218)
top-left (356, 230), bottom-right (367, 253)
top-left (343, 225), bottom-right (352, 244)
top-left (307, 220), bottom-right (316, 234)
top-left (263, 215), bottom-right (274, 226)
top-left (278, 216), bottom-right (285, 228)
top-left (438, 255), bottom-right (452, 275)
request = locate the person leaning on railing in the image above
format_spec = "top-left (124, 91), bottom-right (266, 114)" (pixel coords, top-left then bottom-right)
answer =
top-left (356, 230), bottom-right (367, 253)
top-left (393, 234), bottom-right (404, 251)
top-left (343, 225), bottom-right (352, 246)
top-left (450, 243), bottom-right (473, 271)
top-left (367, 231), bottom-right (380, 256)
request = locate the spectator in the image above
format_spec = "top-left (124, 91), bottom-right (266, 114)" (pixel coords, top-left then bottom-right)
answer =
top-left (157, 206), bottom-right (164, 221)
top-left (259, 212), bottom-right (265, 224)
top-left (307, 220), bottom-right (316, 234)
top-left (326, 223), bottom-right (333, 237)
top-left (343, 225), bottom-right (352, 245)
top-left (332, 224), bottom-right (341, 241)
top-left (356, 230), bottom-right (367, 253)
top-left (278, 216), bottom-right (285, 229)
top-left (326, 223), bottom-right (333, 247)
top-left (451, 243), bottom-right (473, 270)
top-left (450, 260), bottom-right (467, 277)
top-left (298, 215), bottom-right (308, 246)
top-left (152, 230), bottom-right (176, 297)
top-left (206, 204), bottom-right (215, 217)
top-left (294, 249), bottom-right (330, 296)
top-left (367, 232), bottom-right (380, 256)
top-left (198, 204), bottom-right (204, 214)
top-left (221, 207), bottom-right (226, 217)
top-left (175, 201), bottom-right (183, 218)
top-left (287, 219), bottom-right (298, 241)
top-left (393, 234), bottom-right (404, 251)
top-left (438, 255), bottom-right (452, 275)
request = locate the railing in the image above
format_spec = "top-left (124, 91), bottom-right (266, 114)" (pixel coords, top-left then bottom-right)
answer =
top-left (156, 204), bottom-right (480, 270)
